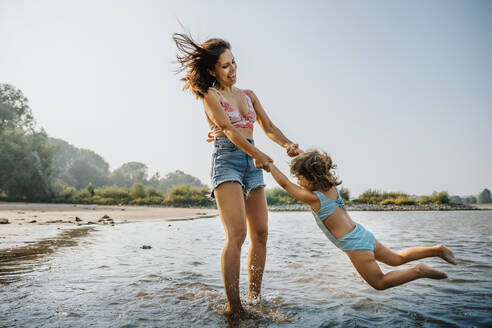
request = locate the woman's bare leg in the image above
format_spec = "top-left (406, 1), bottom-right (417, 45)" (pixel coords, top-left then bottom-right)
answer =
top-left (244, 187), bottom-right (268, 299)
top-left (374, 241), bottom-right (456, 266)
top-left (214, 182), bottom-right (247, 314)
top-left (347, 251), bottom-right (447, 290)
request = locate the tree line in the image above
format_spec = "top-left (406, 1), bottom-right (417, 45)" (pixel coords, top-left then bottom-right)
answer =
top-left (0, 83), bottom-right (211, 206)
top-left (1, 83), bottom-right (490, 208)
top-left (266, 187), bottom-right (492, 206)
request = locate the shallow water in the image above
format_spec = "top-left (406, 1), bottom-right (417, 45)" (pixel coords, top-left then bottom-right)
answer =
top-left (1, 211), bottom-right (491, 327)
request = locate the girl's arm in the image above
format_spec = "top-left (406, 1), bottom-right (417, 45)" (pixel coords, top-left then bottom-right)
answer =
top-left (246, 89), bottom-right (302, 157)
top-left (268, 163), bottom-right (318, 206)
top-left (203, 91), bottom-right (272, 170)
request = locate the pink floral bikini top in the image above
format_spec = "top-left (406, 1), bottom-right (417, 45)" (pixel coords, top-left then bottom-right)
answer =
top-left (207, 87), bottom-right (257, 142)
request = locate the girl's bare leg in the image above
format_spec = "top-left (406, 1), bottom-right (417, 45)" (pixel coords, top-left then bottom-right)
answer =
top-left (214, 182), bottom-right (248, 315)
top-left (244, 187), bottom-right (268, 300)
top-left (374, 241), bottom-right (456, 266)
top-left (347, 251), bottom-right (447, 290)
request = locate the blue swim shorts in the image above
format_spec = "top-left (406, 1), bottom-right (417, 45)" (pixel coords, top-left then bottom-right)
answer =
top-left (210, 137), bottom-right (265, 198)
top-left (336, 223), bottom-right (376, 251)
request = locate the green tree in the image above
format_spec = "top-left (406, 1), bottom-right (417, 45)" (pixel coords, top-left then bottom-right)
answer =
top-left (449, 195), bottom-right (463, 204)
top-left (130, 183), bottom-right (146, 199)
top-left (86, 182), bottom-right (95, 196)
top-left (0, 84), bottom-right (34, 132)
top-left (463, 195), bottom-right (477, 204)
top-left (339, 187), bottom-right (350, 201)
top-left (148, 172), bottom-right (161, 187)
top-left (49, 138), bottom-right (110, 189)
top-left (110, 162), bottom-right (148, 188)
top-left (478, 188), bottom-right (492, 204)
top-left (149, 169), bottom-right (206, 195)
top-left (431, 191), bottom-right (450, 204)
top-left (0, 127), bottom-right (57, 200)
top-left (0, 84), bottom-right (56, 200)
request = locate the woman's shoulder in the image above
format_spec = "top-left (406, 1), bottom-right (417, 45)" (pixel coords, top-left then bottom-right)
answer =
top-left (203, 87), bottom-right (221, 103)
top-left (238, 87), bottom-right (254, 95)
top-left (239, 88), bottom-right (258, 102)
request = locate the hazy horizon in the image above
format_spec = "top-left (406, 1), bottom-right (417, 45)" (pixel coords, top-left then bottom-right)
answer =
top-left (1, 0), bottom-right (491, 197)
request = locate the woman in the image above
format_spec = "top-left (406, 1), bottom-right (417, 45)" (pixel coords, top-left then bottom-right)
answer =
top-left (173, 33), bottom-right (300, 316)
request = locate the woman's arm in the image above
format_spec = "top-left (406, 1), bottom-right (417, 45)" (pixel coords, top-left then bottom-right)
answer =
top-left (268, 163), bottom-right (318, 206)
top-left (203, 91), bottom-right (272, 170)
top-left (246, 89), bottom-right (302, 157)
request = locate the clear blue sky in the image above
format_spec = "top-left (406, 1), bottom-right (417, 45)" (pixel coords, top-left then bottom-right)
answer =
top-left (1, 0), bottom-right (491, 197)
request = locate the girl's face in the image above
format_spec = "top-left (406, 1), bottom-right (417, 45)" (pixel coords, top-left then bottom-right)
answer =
top-left (212, 49), bottom-right (237, 87)
top-left (297, 175), bottom-right (312, 190)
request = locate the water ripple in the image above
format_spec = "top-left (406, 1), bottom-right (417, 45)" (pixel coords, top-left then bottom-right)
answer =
top-left (1, 211), bottom-right (491, 327)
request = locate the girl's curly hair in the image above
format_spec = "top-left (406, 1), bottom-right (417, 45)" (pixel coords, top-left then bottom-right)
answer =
top-left (290, 150), bottom-right (342, 191)
top-left (172, 32), bottom-right (231, 99)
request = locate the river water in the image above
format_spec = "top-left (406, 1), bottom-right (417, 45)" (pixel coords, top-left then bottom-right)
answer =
top-left (1, 211), bottom-right (491, 327)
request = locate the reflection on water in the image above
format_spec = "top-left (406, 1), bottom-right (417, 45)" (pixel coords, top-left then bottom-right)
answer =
top-left (0, 227), bottom-right (95, 284)
top-left (1, 211), bottom-right (491, 327)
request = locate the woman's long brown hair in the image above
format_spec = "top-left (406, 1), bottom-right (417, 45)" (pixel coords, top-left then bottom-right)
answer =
top-left (173, 33), bottom-right (231, 98)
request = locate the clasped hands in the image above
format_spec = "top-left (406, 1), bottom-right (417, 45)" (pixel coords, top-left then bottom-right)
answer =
top-left (254, 143), bottom-right (302, 172)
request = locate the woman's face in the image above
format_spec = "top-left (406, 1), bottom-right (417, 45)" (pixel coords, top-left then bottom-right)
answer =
top-left (212, 49), bottom-right (237, 87)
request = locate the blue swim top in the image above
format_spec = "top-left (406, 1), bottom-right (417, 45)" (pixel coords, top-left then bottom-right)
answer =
top-left (312, 189), bottom-right (374, 251)
top-left (312, 189), bottom-right (346, 221)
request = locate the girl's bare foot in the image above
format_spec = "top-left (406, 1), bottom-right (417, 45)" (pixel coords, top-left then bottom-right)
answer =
top-left (415, 263), bottom-right (447, 279)
top-left (436, 244), bottom-right (457, 265)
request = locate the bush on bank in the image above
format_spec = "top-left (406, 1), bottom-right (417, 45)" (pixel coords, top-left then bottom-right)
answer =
top-left (162, 185), bottom-right (214, 207)
top-left (49, 184), bottom-right (214, 207)
top-left (353, 189), bottom-right (450, 205)
top-left (266, 188), bottom-right (301, 206)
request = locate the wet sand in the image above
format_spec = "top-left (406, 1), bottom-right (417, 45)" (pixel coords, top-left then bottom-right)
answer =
top-left (0, 202), bottom-right (218, 249)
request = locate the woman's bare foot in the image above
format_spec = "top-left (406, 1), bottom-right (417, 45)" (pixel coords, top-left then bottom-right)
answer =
top-left (415, 263), bottom-right (447, 279)
top-left (224, 304), bottom-right (247, 318)
top-left (436, 244), bottom-right (457, 265)
top-left (225, 307), bottom-right (253, 321)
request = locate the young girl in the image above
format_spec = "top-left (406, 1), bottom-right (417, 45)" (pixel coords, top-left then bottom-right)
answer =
top-left (268, 150), bottom-right (456, 290)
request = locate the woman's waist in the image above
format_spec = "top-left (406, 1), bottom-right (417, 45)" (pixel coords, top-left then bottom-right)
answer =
top-left (213, 136), bottom-right (255, 152)
top-left (209, 127), bottom-right (254, 140)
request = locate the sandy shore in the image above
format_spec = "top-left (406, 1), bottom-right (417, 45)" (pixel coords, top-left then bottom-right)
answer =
top-left (0, 202), bottom-right (218, 249)
top-left (470, 203), bottom-right (492, 209)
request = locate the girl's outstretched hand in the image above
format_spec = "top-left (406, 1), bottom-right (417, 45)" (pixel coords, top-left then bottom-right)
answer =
top-left (286, 143), bottom-right (303, 157)
top-left (254, 152), bottom-right (273, 172)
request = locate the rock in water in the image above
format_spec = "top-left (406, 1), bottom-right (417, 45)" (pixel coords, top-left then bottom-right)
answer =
top-left (0, 218), bottom-right (9, 224)
top-left (140, 245), bottom-right (152, 249)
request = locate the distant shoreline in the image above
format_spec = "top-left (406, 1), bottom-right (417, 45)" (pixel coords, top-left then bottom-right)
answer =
top-left (1, 202), bottom-right (489, 252)
top-left (269, 203), bottom-right (490, 212)
top-left (0, 202), bottom-right (218, 250)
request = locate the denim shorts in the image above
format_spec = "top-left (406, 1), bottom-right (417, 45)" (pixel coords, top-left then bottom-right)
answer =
top-left (210, 137), bottom-right (265, 198)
